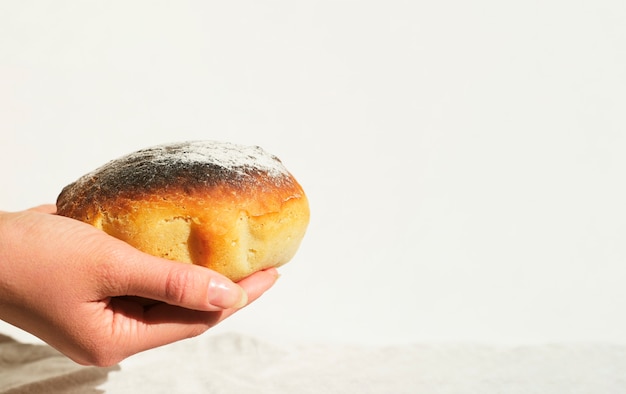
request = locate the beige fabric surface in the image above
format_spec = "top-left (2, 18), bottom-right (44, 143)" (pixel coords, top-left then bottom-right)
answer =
top-left (103, 333), bottom-right (626, 393)
top-left (0, 334), bottom-right (118, 394)
top-left (3, 332), bottom-right (626, 393)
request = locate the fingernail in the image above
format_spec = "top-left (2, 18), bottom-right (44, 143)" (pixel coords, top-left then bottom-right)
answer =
top-left (208, 278), bottom-right (248, 309)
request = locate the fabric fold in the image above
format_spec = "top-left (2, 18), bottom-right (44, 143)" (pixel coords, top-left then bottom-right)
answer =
top-left (0, 334), bottom-right (119, 394)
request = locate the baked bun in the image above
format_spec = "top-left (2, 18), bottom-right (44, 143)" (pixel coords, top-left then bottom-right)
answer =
top-left (56, 141), bottom-right (309, 281)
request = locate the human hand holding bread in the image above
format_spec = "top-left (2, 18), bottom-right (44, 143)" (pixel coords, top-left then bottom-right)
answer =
top-left (0, 141), bottom-right (309, 366)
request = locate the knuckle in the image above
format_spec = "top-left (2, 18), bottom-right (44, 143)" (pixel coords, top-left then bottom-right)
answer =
top-left (92, 243), bottom-right (130, 295)
top-left (164, 266), bottom-right (196, 306)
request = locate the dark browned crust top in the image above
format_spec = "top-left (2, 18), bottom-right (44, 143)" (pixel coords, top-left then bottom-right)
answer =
top-left (56, 141), bottom-right (301, 218)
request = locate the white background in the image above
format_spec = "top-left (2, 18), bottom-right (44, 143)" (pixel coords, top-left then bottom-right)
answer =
top-left (1, 1), bottom-right (625, 347)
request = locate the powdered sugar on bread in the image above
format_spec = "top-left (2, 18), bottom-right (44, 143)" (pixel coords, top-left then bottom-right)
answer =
top-left (143, 141), bottom-right (290, 178)
top-left (58, 140), bottom-right (297, 208)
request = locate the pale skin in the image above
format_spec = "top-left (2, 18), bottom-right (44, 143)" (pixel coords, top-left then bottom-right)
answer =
top-left (0, 205), bottom-right (278, 367)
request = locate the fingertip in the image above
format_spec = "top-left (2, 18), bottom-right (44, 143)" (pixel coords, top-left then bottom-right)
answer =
top-left (263, 267), bottom-right (280, 281)
top-left (236, 267), bottom-right (281, 306)
top-left (238, 267), bottom-right (280, 284)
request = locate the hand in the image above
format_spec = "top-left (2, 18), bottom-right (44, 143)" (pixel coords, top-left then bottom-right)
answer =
top-left (0, 205), bottom-right (278, 366)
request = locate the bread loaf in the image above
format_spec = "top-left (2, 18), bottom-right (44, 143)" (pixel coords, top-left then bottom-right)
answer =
top-left (56, 141), bottom-right (309, 281)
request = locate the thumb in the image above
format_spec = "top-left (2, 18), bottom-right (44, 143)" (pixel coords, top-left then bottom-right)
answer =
top-left (102, 245), bottom-right (248, 311)
top-left (27, 204), bottom-right (57, 214)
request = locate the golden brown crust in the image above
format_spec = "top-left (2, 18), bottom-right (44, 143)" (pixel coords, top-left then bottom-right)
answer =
top-left (56, 141), bottom-right (310, 281)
